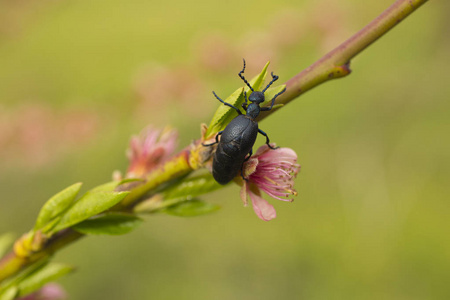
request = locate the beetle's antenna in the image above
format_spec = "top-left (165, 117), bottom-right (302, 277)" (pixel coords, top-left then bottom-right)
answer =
top-left (238, 59), bottom-right (254, 92)
top-left (212, 91), bottom-right (242, 115)
top-left (262, 72), bottom-right (279, 93)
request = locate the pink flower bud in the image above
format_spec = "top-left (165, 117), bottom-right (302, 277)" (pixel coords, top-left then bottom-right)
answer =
top-left (126, 126), bottom-right (178, 178)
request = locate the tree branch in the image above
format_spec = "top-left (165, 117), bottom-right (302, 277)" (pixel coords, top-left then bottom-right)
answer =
top-left (258, 0), bottom-right (429, 121)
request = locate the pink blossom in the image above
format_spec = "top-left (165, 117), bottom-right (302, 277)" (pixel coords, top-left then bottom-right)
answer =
top-left (18, 283), bottom-right (67, 300)
top-left (240, 144), bottom-right (300, 221)
top-left (126, 126), bottom-right (178, 177)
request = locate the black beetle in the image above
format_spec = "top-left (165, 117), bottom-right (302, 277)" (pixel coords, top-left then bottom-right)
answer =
top-left (203, 59), bottom-right (286, 185)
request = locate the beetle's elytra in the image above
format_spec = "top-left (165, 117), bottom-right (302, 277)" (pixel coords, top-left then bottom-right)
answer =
top-left (203, 59), bottom-right (286, 185)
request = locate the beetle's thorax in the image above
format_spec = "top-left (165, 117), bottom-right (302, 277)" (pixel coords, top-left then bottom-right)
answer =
top-left (246, 103), bottom-right (260, 119)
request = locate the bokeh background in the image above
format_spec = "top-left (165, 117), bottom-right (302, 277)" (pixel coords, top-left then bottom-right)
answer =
top-left (1, 0), bottom-right (449, 299)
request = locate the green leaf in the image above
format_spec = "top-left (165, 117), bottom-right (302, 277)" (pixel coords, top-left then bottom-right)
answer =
top-left (206, 87), bottom-right (244, 137)
top-left (250, 61), bottom-right (270, 93)
top-left (72, 213), bottom-right (143, 235)
top-left (164, 199), bottom-right (220, 217)
top-left (89, 181), bottom-right (120, 193)
top-left (163, 173), bottom-right (222, 200)
top-left (119, 178), bottom-right (145, 185)
top-left (0, 287), bottom-right (17, 300)
top-left (16, 263), bottom-right (73, 298)
top-left (205, 61), bottom-right (270, 137)
top-left (34, 183), bottom-right (82, 231)
top-left (52, 191), bottom-right (129, 232)
top-left (0, 233), bottom-right (15, 259)
top-left (0, 259), bottom-right (49, 295)
top-left (40, 217), bottom-right (62, 235)
top-left (262, 84), bottom-right (286, 107)
top-left (89, 179), bottom-right (143, 193)
top-left (135, 174), bottom-right (223, 214)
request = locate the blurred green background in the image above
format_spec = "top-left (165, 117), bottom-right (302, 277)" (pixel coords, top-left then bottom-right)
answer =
top-left (1, 0), bottom-right (449, 299)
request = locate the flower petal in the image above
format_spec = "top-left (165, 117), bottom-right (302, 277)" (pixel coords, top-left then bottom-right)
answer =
top-left (248, 188), bottom-right (277, 221)
top-left (253, 143), bottom-right (272, 156)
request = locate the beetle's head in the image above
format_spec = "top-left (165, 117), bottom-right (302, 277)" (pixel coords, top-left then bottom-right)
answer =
top-left (248, 91), bottom-right (265, 104)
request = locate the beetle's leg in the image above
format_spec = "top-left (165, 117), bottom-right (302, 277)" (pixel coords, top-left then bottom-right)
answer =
top-left (240, 169), bottom-right (249, 182)
top-left (258, 129), bottom-right (279, 150)
top-left (242, 90), bottom-right (248, 111)
top-left (262, 72), bottom-right (279, 93)
top-left (243, 148), bottom-right (253, 162)
top-left (240, 149), bottom-right (253, 181)
top-left (202, 131), bottom-right (223, 147)
top-left (260, 87), bottom-right (286, 112)
top-left (238, 59), bottom-right (254, 92)
top-left (212, 91), bottom-right (242, 115)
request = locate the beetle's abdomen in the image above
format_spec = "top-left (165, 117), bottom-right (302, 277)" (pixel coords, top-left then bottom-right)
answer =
top-left (212, 142), bottom-right (243, 184)
top-left (212, 115), bottom-right (258, 185)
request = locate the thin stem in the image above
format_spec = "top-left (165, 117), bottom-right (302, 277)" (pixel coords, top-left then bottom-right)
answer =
top-left (116, 147), bottom-right (193, 209)
top-left (258, 0), bottom-right (429, 121)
